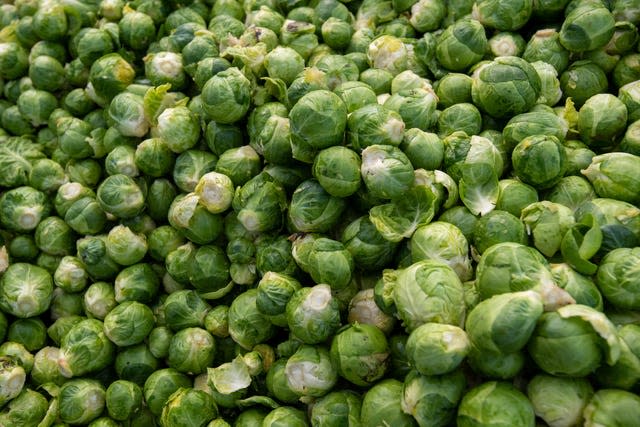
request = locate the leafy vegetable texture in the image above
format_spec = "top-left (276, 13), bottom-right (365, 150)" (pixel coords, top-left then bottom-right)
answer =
top-left (1, 0), bottom-right (640, 425)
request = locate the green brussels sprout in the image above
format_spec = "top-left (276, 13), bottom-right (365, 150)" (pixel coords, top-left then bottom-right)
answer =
top-left (411, 222), bottom-right (472, 281)
top-left (0, 263), bottom-right (53, 318)
top-left (360, 144), bottom-right (414, 200)
top-left (311, 146), bottom-right (362, 198)
top-left (285, 344), bottom-right (337, 398)
top-left (494, 179), bottom-right (538, 218)
top-left (167, 193), bottom-right (224, 245)
top-left (96, 174), bottom-right (145, 219)
top-left (133, 138), bottom-right (175, 179)
top-left (107, 92), bottom-right (149, 138)
top-left (155, 106), bottom-right (200, 153)
top-left (285, 283), bottom-right (340, 344)
top-left (347, 288), bottom-right (396, 334)
top-left (436, 18), bottom-right (487, 72)
top-left (583, 389), bottom-right (640, 426)
top-left (143, 368), bottom-right (192, 417)
top-left (289, 89), bottom-right (348, 159)
top-left (144, 52), bottom-right (187, 90)
top-left (160, 387), bottom-right (218, 427)
top-left (83, 281), bottom-right (117, 320)
top-left (341, 215), bottom-right (399, 271)
top-left (88, 53), bottom-right (136, 103)
top-left (54, 256), bottom-right (88, 293)
top-left (333, 81), bottom-right (377, 114)
top-left (163, 290), bottom-right (210, 331)
top-left (528, 304), bottom-right (619, 377)
top-left (114, 263), bottom-right (160, 304)
top-left (398, 129), bottom-right (443, 172)
top-left (167, 327), bottom-right (216, 375)
top-left (16, 89), bottom-right (57, 128)
top-left (7, 317), bottom-right (46, 353)
top-left (106, 379), bottom-right (143, 421)
top-left (578, 94), bottom-right (628, 150)
top-left (582, 153), bottom-right (640, 204)
top-left (457, 381), bottom-right (535, 427)
top-left (148, 326), bottom-right (174, 359)
top-left (347, 104), bottom-right (405, 150)
top-left (29, 55), bottom-right (65, 92)
top-left (472, 210), bottom-right (527, 255)
top-left (596, 247), bottom-right (640, 310)
top-left (75, 235), bottom-right (120, 280)
top-left (559, 1), bottom-right (615, 53)
top-left (361, 378), bottom-right (417, 427)
top-left (0, 388), bottom-right (48, 427)
top-left (527, 375), bottom-right (593, 427)
top-left (228, 289), bottom-right (275, 350)
top-left (512, 134), bottom-right (567, 189)
top-left (405, 322), bottom-right (468, 376)
top-left (520, 201), bottom-right (575, 257)
top-left (437, 103), bottom-right (482, 137)
top-left (174, 149), bottom-right (218, 193)
top-left (0, 357), bottom-right (26, 407)
top-left (471, 56), bottom-right (541, 118)
top-left (115, 343), bottom-right (160, 386)
top-left (255, 272), bottom-right (300, 316)
top-left (213, 145), bottom-right (260, 188)
top-left (310, 390), bottom-right (361, 426)
top-left (32, 217), bottom-right (73, 257)
top-left (147, 178), bottom-right (178, 222)
top-left (502, 110), bottom-right (567, 152)
top-left (193, 172), bottom-right (234, 215)
top-left (103, 301), bottom-right (155, 347)
top-left (472, 0), bottom-right (532, 31)
top-left (401, 369), bottom-right (466, 427)
top-left (543, 175), bottom-right (594, 211)
top-left (0, 186), bottom-right (50, 234)
top-left (105, 225), bottom-right (148, 266)
top-left (486, 32), bottom-right (527, 58)
top-left (58, 318), bottom-right (115, 378)
top-left (31, 346), bottom-right (65, 386)
top-left (147, 225), bottom-right (185, 261)
top-left (29, 158), bottom-right (67, 194)
top-left (7, 234), bottom-right (38, 262)
top-left (559, 61), bottom-right (609, 108)
top-left (105, 146), bottom-right (138, 179)
top-left (551, 263), bottom-right (603, 310)
top-left (202, 67), bottom-right (251, 124)
top-left (392, 260), bottom-right (465, 331)
top-left (119, 9), bottom-right (156, 51)
top-left (0, 42), bottom-right (29, 80)
top-left (288, 179), bottom-right (346, 233)
top-left (594, 322), bottom-right (640, 389)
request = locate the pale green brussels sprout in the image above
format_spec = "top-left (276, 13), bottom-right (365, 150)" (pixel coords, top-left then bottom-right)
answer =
top-left (367, 35), bottom-right (410, 76)
top-left (144, 51), bottom-right (187, 90)
top-left (163, 290), bottom-right (210, 331)
top-left (29, 55), bottom-right (65, 92)
top-left (53, 256), bottom-right (88, 293)
top-left (0, 42), bottom-right (29, 80)
top-left (472, 210), bottom-right (527, 255)
top-left (443, 132), bottom-right (504, 183)
top-left (392, 260), bottom-right (465, 331)
top-left (285, 344), bottom-right (337, 398)
top-left (106, 225), bottom-right (148, 266)
top-left (411, 222), bottom-right (472, 281)
top-left (0, 137), bottom-right (45, 189)
top-left (0, 357), bottom-right (26, 407)
top-left (174, 149), bottom-right (218, 193)
top-left (401, 369), bottom-right (466, 427)
top-left (502, 110), bottom-right (567, 152)
top-left (0, 388), bottom-right (48, 427)
top-left (582, 153), bottom-right (640, 204)
top-left (212, 145), bottom-right (259, 188)
top-left (228, 289), bottom-right (276, 350)
top-left (50, 287), bottom-right (83, 319)
top-left (256, 272), bottom-right (301, 316)
top-left (0, 186), bottom-right (50, 233)
top-left (76, 235), bottom-right (120, 281)
top-left (562, 140), bottom-right (596, 176)
top-left (559, 0), bottom-right (615, 53)
top-left (583, 389), bottom-right (640, 427)
top-left (360, 144), bottom-right (414, 200)
top-left (168, 193), bottom-right (224, 245)
top-left (495, 179), bottom-right (538, 218)
top-left (312, 146), bottom-right (361, 197)
top-left (262, 406), bottom-right (308, 427)
top-left (333, 81), bottom-right (378, 114)
top-left (288, 179), bottom-right (346, 233)
top-left (596, 247), bottom-right (640, 310)
top-left (265, 358), bottom-right (299, 404)
top-left (578, 94), bottom-right (628, 149)
top-left (341, 215), bottom-right (399, 271)
top-left (103, 301), bottom-right (155, 347)
top-left (551, 263), bottom-right (603, 310)
top-left (286, 284), bottom-right (341, 344)
top-left (486, 32), bottom-right (527, 58)
top-left (306, 238), bottom-right (354, 290)
top-left (313, 54), bottom-right (360, 91)
top-left (167, 327), bottom-right (216, 375)
top-left (527, 374), bottom-right (593, 427)
top-left (233, 172), bottom-right (288, 233)
top-left (559, 61), bottom-right (608, 108)
top-left (54, 182), bottom-right (95, 218)
top-left (619, 80), bottom-right (640, 123)
top-left (457, 381), bottom-right (535, 427)
top-left (544, 176), bottom-right (596, 211)
top-left (347, 288), bottom-right (395, 334)
top-left (321, 17), bottom-right (353, 50)
top-left (105, 145), bottom-right (139, 177)
top-left (528, 304), bottom-right (620, 377)
top-left (405, 322), bottom-right (468, 376)
top-left (595, 323), bottom-right (640, 389)
top-left (143, 368), bottom-right (192, 417)
top-left (437, 103), bottom-right (482, 137)
top-left (359, 68), bottom-right (393, 95)
top-left (16, 89), bottom-right (57, 127)
top-left (521, 201), bottom-right (575, 257)
top-left (83, 281), bottom-right (117, 320)
top-left (96, 174), bottom-right (145, 219)
top-left (202, 67), bottom-right (252, 124)
top-left (264, 46), bottom-right (305, 86)
top-left (149, 326), bottom-right (174, 359)
top-left (2, 105), bottom-right (35, 137)
top-left (436, 18), bottom-right (487, 72)
top-left (193, 172), bottom-right (234, 215)
top-left (408, 0), bottom-right (445, 32)
top-left (512, 134), bottom-right (567, 189)
top-left (114, 263), bottom-right (160, 304)
top-left (106, 379), bottom-right (143, 421)
top-left (400, 129), bottom-right (443, 171)
top-left (156, 106), bottom-right (200, 153)
top-left (361, 378), bottom-right (417, 427)
top-left (330, 323), bottom-right (389, 386)
top-left (347, 104), bottom-right (405, 150)
top-left (88, 53), bottom-right (136, 103)
top-left (58, 318), bottom-right (115, 378)
top-left (575, 198), bottom-right (640, 239)
top-left (532, 61), bottom-right (563, 106)
top-left (0, 263), bottom-right (53, 318)
top-left (160, 387), bottom-right (218, 427)
top-left (31, 347), bottom-right (64, 386)
top-left (472, 0), bottom-right (532, 31)
top-left (34, 216), bottom-right (75, 257)
top-left (311, 390), bottom-right (362, 426)
top-left (471, 56), bottom-right (541, 118)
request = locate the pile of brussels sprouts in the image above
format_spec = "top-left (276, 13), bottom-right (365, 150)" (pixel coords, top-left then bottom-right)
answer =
top-left (2, 0), bottom-right (640, 425)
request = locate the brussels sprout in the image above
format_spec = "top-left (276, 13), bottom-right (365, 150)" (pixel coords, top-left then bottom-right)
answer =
top-left (105, 379), bottom-right (143, 421)
top-left (521, 201), bottom-right (575, 257)
top-left (0, 186), bottom-right (50, 234)
top-left (0, 388), bottom-right (49, 427)
top-left (411, 221), bottom-right (472, 281)
top-left (160, 387), bottom-right (218, 427)
top-left (512, 134), bottom-right (567, 189)
top-left (228, 289), bottom-right (275, 350)
top-left (233, 172), bottom-right (287, 233)
top-left (596, 247), bottom-right (640, 310)
top-left (58, 318), bottom-right (115, 378)
top-left (114, 263), bottom-right (160, 304)
top-left (312, 146), bottom-right (362, 197)
top-left (526, 375), bottom-right (593, 427)
top-left (582, 153), bottom-right (640, 204)
top-left (436, 18), bottom-right (487, 72)
top-left (89, 54), bottom-right (136, 103)
top-left (401, 369), bottom-right (466, 427)
top-left (347, 288), bottom-right (396, 334)
top-left (82, 281), bottom-right (117, 320)
top-left (472, 0), bottom-right (532, 31)
top-left (559, 61), bottom-right (609, 108)
top-left (285, 344), bottom-right (337, 398)
top-left (0, 357), bottom-right (26, 407)
top-left (559, 1), bottom-right (615, 53)
top-left (202, 67), bottom-right (251, 124)
top-left (288, 179), bottom-right (346, 233)
top-left (103, 301), bottom-right (155, 347)
top-left (53, 256), bottom-right (88, 293)
top-left (0, 263), bottom-right (53, 318)
top-left (143, 368), bottom-right (192, 417)
top-left (97, 174), bottom-right (146, 219)
top-left (437, 103), bottom-right (482, 137)
top-left (583, 388), bottom-right (640, 426)
top-left (405, 322), bottom-right (468, 376)
top-left (167, 327), bottom-right (216, 375)
top-left (193, 172), bottom-right (235, 215)
top-left (361, 379), bottom-right (417, 427)
top-left (457, 381), bottom-right (535, 427)
top-left (115, 343), bottom-right (160, 386)
top-left (163, 290), bottom-right (210, 331)
top-left (551, 263), bottom-right (603, 310)
top-left (34, 216), bottom-right (75, 257)
top-left (341, 215), bottom-right (400, 272)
